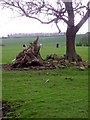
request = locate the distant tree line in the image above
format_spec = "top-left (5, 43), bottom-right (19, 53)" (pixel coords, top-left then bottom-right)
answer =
top-left (7, 32), bottom-right (65, 38)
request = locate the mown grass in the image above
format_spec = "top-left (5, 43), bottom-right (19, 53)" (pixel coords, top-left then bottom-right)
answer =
top-left (1, 36), bottom-right (66, 46)
top-left (2, 46), bottom-right (88, 64)
top-left (1, 35), bottom-right (89, 118)
top-left (2, 68), bottom-right (88, 118)
top-left (1, 34), bottom-right (88, 64)
top-left (1, 34), bottom-right (83, 46)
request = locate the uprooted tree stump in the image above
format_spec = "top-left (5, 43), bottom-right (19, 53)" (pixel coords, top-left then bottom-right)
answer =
top-left (12, 36), bottom-right (44, 68)
top-left (10, 36), bottom-right (89, 70)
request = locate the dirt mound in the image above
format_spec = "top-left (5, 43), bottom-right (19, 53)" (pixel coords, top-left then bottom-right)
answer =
top-left (1, 57), bottom-right (89, 71)
top-left (45, 54), bottom-right (90, 68)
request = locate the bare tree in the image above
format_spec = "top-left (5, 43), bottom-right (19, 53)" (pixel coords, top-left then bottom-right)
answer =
top-left (0, 0), bottom-right (90, 62)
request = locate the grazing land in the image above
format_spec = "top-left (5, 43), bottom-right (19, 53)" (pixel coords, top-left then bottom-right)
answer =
top-left (1, 35), bottom-right (89, 118)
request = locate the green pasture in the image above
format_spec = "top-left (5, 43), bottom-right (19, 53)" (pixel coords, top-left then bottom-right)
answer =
top-left (1, 34), bottom-right (83, 46)
top-left (2, 46), bottom-right (88, 64)
top-left (2, 68), bottom-right (88, 118)
top-left (1, 34), bottom-right (88, 64)
top-left (1, 35), bottom-right (89, 118)
top-left (1, 36), bottom-right (66, 46)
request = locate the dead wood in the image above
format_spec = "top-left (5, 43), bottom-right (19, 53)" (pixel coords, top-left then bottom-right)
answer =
top-left (12, 36), bottom-right (44, 68)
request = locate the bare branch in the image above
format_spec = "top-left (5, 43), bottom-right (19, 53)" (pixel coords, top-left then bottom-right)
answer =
top-left (0, 0), bottom-right (89, 33)
top-left (74, 6), bottom-right (87, 11)
top-left (75, 10), bottom-right (90, 33)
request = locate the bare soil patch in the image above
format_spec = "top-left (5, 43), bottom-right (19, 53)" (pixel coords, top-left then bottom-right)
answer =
top-left (1, 59), bottom-right (90, 71)
top-left (0, 100), bottom-right (16, 118)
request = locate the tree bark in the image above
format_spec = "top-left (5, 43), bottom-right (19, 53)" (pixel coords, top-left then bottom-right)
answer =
top-left (64, 2), bottom-right (82, 62)
top-left (66, 27), bottom-right (82, 62)
top-left (66, 27), bottom-right (76, 62)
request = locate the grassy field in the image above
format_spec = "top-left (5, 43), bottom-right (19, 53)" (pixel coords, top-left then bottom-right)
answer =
top-left (2, 46), bottom-right (88, 64)
top-left (1, 35), bottom-right (89, 118)
top-left (1, 34), bottom-right (83, 46)
top-left (1, 34), bottom-right (88, 64)
top-left (2, 68), bottom-right (88, 118)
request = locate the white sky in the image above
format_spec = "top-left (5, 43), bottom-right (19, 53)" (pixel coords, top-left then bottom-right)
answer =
top-left (0, 0), bottom-right (89, 37)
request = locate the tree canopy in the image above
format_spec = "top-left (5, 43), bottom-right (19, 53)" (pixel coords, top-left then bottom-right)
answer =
top-left (0, 0), bottom-right (90, 32)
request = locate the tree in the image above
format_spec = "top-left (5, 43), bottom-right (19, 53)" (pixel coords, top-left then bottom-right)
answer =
top-left (1, 0), bottom-right (90, 62)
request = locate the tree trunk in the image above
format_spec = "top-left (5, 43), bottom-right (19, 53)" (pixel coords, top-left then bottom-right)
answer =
top-left (66, 27), bottom-right (82, 62)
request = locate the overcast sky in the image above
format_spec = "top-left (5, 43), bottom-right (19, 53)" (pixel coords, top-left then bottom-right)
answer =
top-left (0, 0), bottom-right (89, 37)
